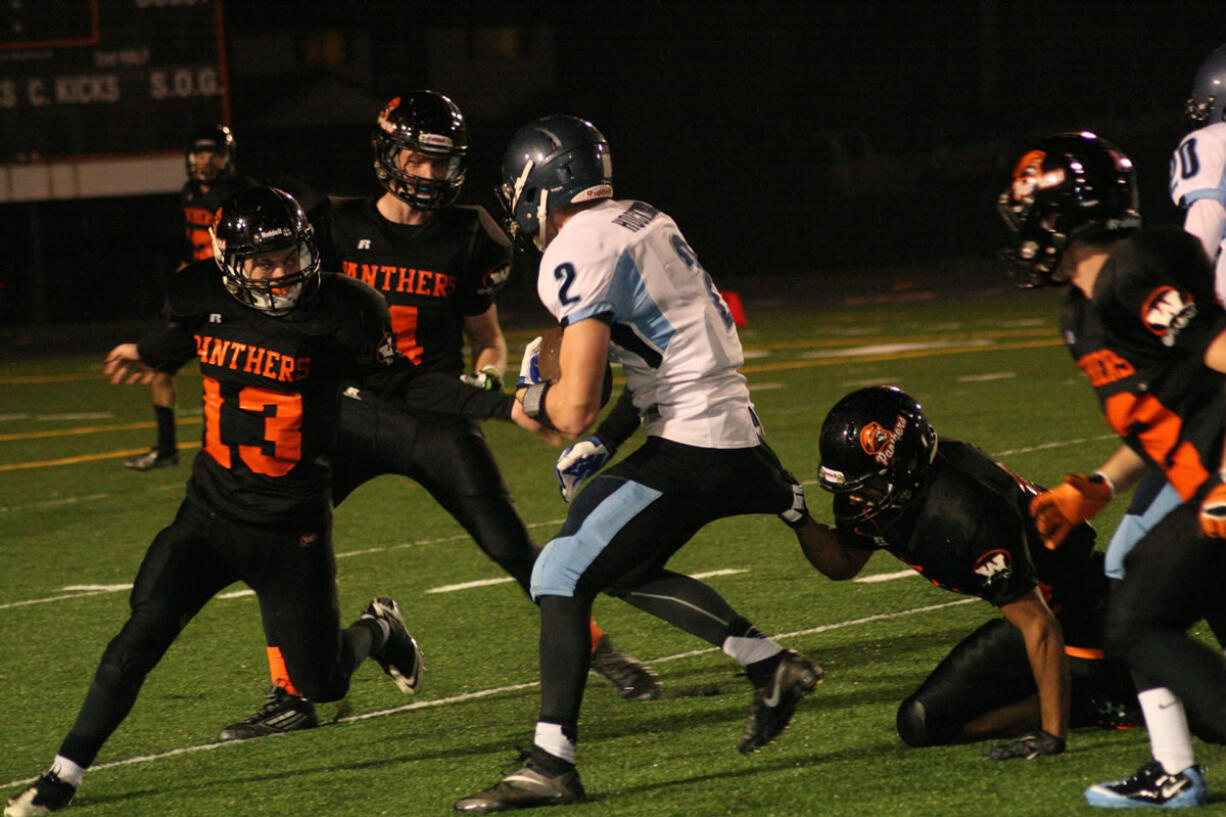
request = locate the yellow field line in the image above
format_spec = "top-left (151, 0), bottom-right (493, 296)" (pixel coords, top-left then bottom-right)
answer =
top-left (0, 442), bottom-right (201, 472)
top-left (0, 417), bottom-right (203, 442)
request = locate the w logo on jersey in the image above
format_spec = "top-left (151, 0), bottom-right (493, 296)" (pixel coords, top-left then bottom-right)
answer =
top-left (1142, 286), bottom-right (1196, 347)
top-left (973, 549), bottom-right (1012, 585)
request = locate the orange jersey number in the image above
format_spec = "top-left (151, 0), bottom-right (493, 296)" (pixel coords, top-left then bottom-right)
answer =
top-left (388, 304), bottom-right (423, 364)
top-left (202, 376), bottom-right (303, 477)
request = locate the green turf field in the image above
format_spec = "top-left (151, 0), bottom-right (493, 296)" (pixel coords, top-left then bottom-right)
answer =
top-left (2, 286), bottom-right (1222, 816)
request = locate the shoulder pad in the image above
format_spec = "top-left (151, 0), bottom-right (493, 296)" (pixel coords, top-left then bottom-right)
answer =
top-left (165, 260), bottom-right (226, 319)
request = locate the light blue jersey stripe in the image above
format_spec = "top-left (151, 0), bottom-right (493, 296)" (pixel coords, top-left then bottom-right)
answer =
top-left (608, 251), bottom-right (675, 353)
top-left (531, 481), bottom-right (663, 598)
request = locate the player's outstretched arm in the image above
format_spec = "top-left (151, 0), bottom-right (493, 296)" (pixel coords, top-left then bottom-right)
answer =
top-left (104, 343), bottom-right (156, 385)
top-left (796, 521), bottom-right (870, 580)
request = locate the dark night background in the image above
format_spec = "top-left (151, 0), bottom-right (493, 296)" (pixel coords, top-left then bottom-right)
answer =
top-left (2, 0), bottom-right (1224, 328)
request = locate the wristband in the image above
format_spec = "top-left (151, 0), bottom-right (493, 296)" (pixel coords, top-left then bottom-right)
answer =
top-left (521, 382), bottom-right (557, 430)
top-left (1089, 471), bottom-right (1115, 499)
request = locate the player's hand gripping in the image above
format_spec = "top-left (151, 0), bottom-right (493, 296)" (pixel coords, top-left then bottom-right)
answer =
top-left (1029, 473), bottom-right (1113, 550)
top-left (555, 436), bottom-right (613, 502)
top-left (1199, 480), bottom-right (1226, 537)
top-left (778, 469), bottom-right (811, 529)
top-left (516, 336), bottom-right (543, 389)
top-left (984, 729), bottom-right (1066, 761)
top-left (460, 365), bottom-right (503, 392)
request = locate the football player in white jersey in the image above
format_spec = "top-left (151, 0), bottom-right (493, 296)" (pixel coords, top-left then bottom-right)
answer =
top-left (1173, 42), bottom-right (1226, 306)
top-left (454, 116), bottom-right (822, 813)
top-left (1079, 46), bottom-right (1226, 809)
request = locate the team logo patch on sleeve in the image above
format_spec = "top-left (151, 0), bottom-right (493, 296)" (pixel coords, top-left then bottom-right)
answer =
top-left (1141, 286), bottom-right (1197, 346)
top-left (478, 262), bottom-right (511, 295)
top-left (972, 549), bottom-right (1012, 585)
top-left (376, 331), bottom-right (397, 365)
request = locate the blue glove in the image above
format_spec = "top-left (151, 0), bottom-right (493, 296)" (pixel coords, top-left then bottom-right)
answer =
top-left (555, 435), bottom-right (612, 502)
top-left (516, 336), bottom-right (543, 388)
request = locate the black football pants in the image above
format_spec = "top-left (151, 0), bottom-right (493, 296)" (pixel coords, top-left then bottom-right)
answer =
top-left (1107, 497), bottom-right (1226, 741)
top-left (329, 392), bottom-right (538, 591)
top-left (56, 496), bottom-right (378, 768)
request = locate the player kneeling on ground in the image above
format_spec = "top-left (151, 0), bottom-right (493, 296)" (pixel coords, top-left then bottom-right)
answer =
top-left (801, 386), bottom-right (1137, 759)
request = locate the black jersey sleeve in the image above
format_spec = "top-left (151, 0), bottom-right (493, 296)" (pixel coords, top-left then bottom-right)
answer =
top-left (1103, 228), bottom-right (1226, 359)
top-left (456, 205), bottom-right (513, 316)
top-left (136, 321), bottom-right (198, 374)
top-left (332, 274), bottom-right (515, 421)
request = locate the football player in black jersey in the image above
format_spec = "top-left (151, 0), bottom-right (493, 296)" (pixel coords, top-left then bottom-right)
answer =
top-left (802, 386), bottom-right (1134, 761)
top-left (125, 125), bottom-right (253, 473)
top-left (998, 132), bottom-right (1226, 807)
top-left (217, 91), bottom-right (659, 743)
top-left (4, 187), bottom-right (554, 817)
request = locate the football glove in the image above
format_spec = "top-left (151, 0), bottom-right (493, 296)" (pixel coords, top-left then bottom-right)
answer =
top-left (1029, 473), bottom-right (1113, 550)
top-left (984, 729), bottom-right (1065, 761)
top-left (460, 365), bottom-right (503, 392)
top-left (555, 435), bottom-right (613, 502)
top-left (778, 470), bottom-right (810, 529)
top-left (1199, 481), bottom-right (1226, 538)
top-left (516, 336), bottom-right (543, 388)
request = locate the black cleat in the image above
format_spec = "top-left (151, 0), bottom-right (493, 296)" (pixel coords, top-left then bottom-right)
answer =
top-left (123, 449), bottom-right (179, 471)
top-left (590, 637), bottom-right (661, 701)
top-left (218, 685), bottom-right (318, 741)
top-left (361, 597), bottom-right (424, 694)
top-left (5, 770), bottom-right (76, 817)
top-left (454, 762), bottom-right (586, 813)
top-left (1085, 759), bottom-right (1207, 808)
top-left (738, 648), bottom-right (822, 754)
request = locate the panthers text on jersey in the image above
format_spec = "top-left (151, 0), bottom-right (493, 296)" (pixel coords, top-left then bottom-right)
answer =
top-left (136, 264), bottom-right (512, 525)
top-left (537, 199), bottom-right (756, 448)
top-left (836, 439), bottom-right (1100, 611)
top-left (1061, 227), bottom-right (1226, 501)
top-left (323, 198), bottom-right (511, 375)
top-left (180, 177), bottom-right (253, 264)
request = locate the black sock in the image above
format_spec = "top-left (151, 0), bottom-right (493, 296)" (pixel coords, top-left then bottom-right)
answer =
top-left (744, 651), bottom-right (785, 687)
top-left (531, 745), bottom-right (575, 775)
top-left (154, 406), bottom-right (176, 455)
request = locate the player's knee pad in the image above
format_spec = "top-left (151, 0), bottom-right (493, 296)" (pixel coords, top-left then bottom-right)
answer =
top-left (896, 697), bottom-right (934, 747)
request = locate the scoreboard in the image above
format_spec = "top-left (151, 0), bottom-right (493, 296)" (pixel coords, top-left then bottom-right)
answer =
top-left (0, 0), bottom-right (227, 199)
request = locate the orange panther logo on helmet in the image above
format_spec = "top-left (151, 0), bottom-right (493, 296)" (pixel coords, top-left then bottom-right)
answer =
top-left (859, 422), bottom-right (890, 457)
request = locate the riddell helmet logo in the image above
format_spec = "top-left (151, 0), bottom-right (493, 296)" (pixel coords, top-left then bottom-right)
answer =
top-left (859, 414), bottom-right (908, 466)
top-left (1010, 149), bottom-right (1066, 201)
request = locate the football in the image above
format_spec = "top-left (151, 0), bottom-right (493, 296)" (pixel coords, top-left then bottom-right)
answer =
top-left (535, 326), bottom-right (614, 407)
top-left (537, 327), bottom-right (564, 382)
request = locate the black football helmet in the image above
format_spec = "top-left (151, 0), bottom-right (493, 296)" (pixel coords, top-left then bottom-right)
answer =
top-left (1187, 43), bottom-right (1226, 128)
top-left (211, 187), bottom-right (321, 316)
top-left (817, 386), bottom-right (938, 535)
top-left (372, 91), bottom-right (468, 210)
top-left (185, 124), bottom-right (236, 186)
top-left (997, 131), bottom-right (1140, 287)
top-left (498, 115), bottom-right (613, 250)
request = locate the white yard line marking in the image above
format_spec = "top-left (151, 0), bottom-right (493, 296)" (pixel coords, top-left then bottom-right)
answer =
top-left (748, 382), bottom-right (785, 391)
top-left (854, 569), bottom-right (917, 584)
top-left (799, 340), bottom-right (992, 359)
top-left (35, 412), bottom-right (114, 421)
top-left (957, 372), bottom-right (1016, 382)
top-left (0, 596), bottom-right (974, 791)
top-left (428, 577), bottom-right (516, 594)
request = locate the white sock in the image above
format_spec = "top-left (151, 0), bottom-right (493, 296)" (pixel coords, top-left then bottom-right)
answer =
top-left (1137, 687), bottom-right (1195, 775)
top-left (49, 755), bottom-right (84, 788)
top-left (721, 634), bottom-right (783, 667)
top-left (534, 722), bottom-right (576, 764)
